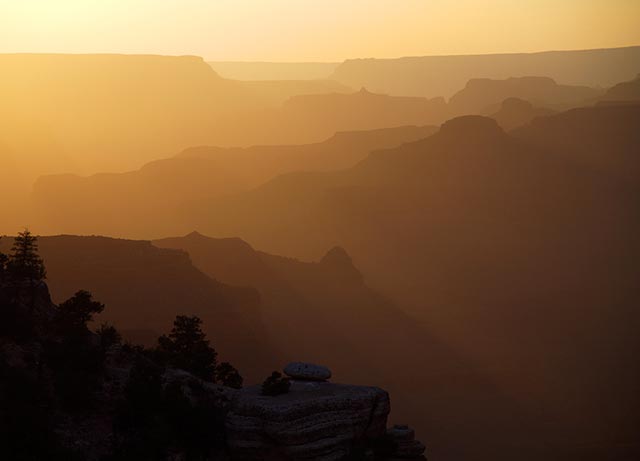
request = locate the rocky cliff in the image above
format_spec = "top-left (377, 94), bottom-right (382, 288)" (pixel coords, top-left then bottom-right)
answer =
top-left (331, 46), bottom-right (640, 98)
top-left (1, 277), bottom-right (428, 461)
top-left (226, 380), bottom-right (390, 461)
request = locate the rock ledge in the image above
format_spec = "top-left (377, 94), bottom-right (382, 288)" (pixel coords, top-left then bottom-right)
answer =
top-left (226, 380), bottom-right (390, 460)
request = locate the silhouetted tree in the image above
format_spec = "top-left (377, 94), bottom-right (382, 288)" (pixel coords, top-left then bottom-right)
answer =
top-left (47, 290), bottom-right (106, 409)
top-left (6, 229), bottom-right (46, 282)
top-left (0, 238), bottom-right (7, 283)
top-left (261, 371), bottom-right (290, 396)
top-left (112, 357), bottom-right (227, 460)
top-left (57, 290), bottom-right (105, 330)
top-left (0, 355), bottom-right (78, 460)
top-left (96, 323), bottom-right (122, 350)
top-left (157, 316), bottom-right (218, 381)
top-left (216, 361), bottom-right (243, 389)
top-left (0, 235), bottom-right (40, 340)
top-left (111, 357), bottom-right (170, 459)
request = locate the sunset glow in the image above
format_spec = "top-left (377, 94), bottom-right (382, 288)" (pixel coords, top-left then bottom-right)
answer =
top-left (2, 0), bottom-right (640, 60)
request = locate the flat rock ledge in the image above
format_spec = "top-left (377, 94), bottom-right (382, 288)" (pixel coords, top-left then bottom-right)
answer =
top-left (284, 362), bottom-right (332, 381)
top-left (226, 380), bottom-right (390, 461)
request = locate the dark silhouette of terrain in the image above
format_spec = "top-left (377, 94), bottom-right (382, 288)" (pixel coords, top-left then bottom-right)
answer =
top-left (331, 45), bottom-right (640, 98)
top-left (448, 76), bottom-right (601, 115)
top-left (279, 88), bottom-right (448, 134)
top-left (512, 103), bottom-right (640, 180)
top-left (153, 232), bottom-right (553, 461)
top-left (154, 233), bottom-right (434, 379)
top-left (31, 125), bottom-right (438, 237)
top-left (0, 237), bottom-right (252, 460)
top-left (0, 235), bottom-right (274, 381)
top-left (2, 49), bottom-right (639, 461)
top-left (489, 98), bottom-right (556, 131)
top-left (178, 105), bottom-right (640, 460)
top-left (1, 231), bottom-right (536, 460)
top-left (598, 73), bottom-right (640, 103)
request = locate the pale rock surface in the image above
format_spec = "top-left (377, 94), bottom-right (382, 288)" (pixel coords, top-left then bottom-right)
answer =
top-left (226, 380), bottom-right (390, 460)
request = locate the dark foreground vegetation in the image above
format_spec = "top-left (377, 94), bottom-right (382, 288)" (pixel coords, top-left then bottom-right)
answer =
top-left (0, 231), bottom-right (243, 460)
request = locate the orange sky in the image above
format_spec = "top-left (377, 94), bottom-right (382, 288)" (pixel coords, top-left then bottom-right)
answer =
top-left (2, 0), bottom-right (640, 61)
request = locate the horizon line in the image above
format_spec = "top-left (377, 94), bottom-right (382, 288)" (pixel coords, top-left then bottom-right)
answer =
top-left (1, 43), bottom-right (639, 64)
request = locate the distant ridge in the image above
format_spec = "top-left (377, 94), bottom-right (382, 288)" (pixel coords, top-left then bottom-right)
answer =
top-left (208, 61), bottom-right (339, 80)
top-left (331, 45), bottom-right (640, 98)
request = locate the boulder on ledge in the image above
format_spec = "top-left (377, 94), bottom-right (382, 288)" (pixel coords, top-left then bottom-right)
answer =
top-left (284, 362), bottom-right (332, 381)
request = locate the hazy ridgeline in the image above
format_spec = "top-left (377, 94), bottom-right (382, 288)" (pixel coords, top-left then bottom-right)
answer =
top-left (332, 46), bottom-right (640, 98)
top-left (1, 45), bottom-right (640, 461)
top-left (208, 61), bottom-right (340, 81)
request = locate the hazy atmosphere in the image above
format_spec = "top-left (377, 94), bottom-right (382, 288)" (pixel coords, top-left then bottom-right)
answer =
top-left (1, 2), bottom-right (639, 461)
top-left (3, 0), bottom-right (640, 60)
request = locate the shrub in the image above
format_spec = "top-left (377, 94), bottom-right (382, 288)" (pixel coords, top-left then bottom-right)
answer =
top-left (97, 323), bottom-right (122, 350)
top-left (261, 371), bottom-right (291, 396)
top-left (216, 361), bottom-right (243, 389)
top-left (111, 357), bottom-right (227, 460)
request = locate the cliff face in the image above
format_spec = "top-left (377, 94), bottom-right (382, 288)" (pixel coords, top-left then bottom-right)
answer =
top-left (1, 280), bottom-right (422, 461)
top-left (0, 235), bottom-right (275, 381)
top-left (180, 106), bottom-right (640, 460)
top-left (226, 381), bottom-right (391, 461)
top-left (0, 278), bottom-right (238, 460)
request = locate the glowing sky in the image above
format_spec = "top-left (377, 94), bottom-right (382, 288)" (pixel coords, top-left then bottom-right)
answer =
top-left (2, 0), bottom-right (639, 61)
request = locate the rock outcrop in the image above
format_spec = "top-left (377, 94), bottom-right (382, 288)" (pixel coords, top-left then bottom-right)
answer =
top-left (387, 424), bottom-right (427, 459)
top-left (226, 379), bottom-right (390, 460)
top-left (490, 97), bottom-right (556, 131)
top-left (284, 362), bottom-right (332, 381)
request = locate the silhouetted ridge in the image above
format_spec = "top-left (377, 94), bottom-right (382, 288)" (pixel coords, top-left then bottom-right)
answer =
top-left (438, 115), bottom-right (504, 140)
top-left (319, 246), bottom-right (363, 283)
top-left (320, 246), bottom-right (353, 266)
top-left (489, 98), bottom-right (556, 131)
top-left (502, 97), bottom-right (534, 111)
top-left (601, 73), bottom-right (640, 102)
top-left (32, 124), bottom-right (439, 237)
top-left (182, 231), bottom-right (258, 256)
top-left (512, 103), bottom-right (640, 181)
top-left (0, 235), bottom-right (274, 380)
top-left (331, 46), bottom-right (640, 98)
top-left (448, 76), bottom-right (601, 115)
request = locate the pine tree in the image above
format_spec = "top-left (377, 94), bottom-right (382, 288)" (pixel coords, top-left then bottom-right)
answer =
top-left (216, 362), bottom-right (243, 389)
top-left (0, 237), bottom-right (8, 282)
top-left (7, 229), bottom-right (46, 282)
top-left (57, 290), bottom-right (105, 330)
top-left (157, 316), bottom-right (218, 381)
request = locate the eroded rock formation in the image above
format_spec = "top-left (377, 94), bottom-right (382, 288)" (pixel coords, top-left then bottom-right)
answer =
top-left (226, 378), bottom-right (391, 460)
